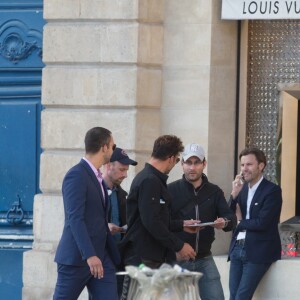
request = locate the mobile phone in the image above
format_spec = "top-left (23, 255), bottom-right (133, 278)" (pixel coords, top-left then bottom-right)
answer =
top-left (239, 172), bottom-right (245, 184)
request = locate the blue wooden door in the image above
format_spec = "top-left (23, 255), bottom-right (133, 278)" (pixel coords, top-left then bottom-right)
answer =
top-left (0, 1), bottom-right (44, 298)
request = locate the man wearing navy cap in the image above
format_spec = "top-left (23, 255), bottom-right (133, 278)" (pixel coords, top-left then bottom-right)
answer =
top-left (103, 147), bottom-right (138, 240)
top-left (102, 147), bottom-right (137, 298)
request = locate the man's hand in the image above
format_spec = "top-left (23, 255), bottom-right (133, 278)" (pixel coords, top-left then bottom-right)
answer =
top-left (87, 256), bottom-right (104, 279)
top-left (231, 173), bottom-right (244, 199)
top-left (212, 217), bottom-right (226, 229)
top-left (183, 219), bottom-right (203, 233)
top-left (108, 223), bottom-right (125, 235)
top-left (176, 243), bottom-right (196, 261)
top-left (183, 220), bottom-right (200, 226)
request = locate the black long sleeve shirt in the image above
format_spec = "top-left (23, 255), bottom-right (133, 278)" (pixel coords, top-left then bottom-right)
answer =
top-left (120, 163), bottom-right (184, 265)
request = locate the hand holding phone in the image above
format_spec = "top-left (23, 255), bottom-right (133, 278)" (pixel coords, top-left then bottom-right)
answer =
top-left (239, 172), bottom-right (245, 185)
top-left (232, 172), bottom-right (245, 198)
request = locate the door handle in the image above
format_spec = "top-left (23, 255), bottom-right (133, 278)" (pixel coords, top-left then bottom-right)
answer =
top-left (6, 195), bottom-right (25, 225)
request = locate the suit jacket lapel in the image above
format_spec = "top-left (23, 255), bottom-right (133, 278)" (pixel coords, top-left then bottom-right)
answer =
top-left (101, 179), bottom-right (109, 214)
top-left (80, 159), bottom-right (106, 209)
top-left (249, 178), bottom-right (266, 216)
top-left (239, 186), bottom-right (248, 217)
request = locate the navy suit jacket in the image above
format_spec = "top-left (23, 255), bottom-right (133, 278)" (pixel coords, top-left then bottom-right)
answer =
top-left (229, 178), bottom-right (282, 264)
top-left (55, 159), bottom-right (120, 266)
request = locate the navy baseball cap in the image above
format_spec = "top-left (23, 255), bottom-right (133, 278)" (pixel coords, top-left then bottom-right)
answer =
top-left (110, 147), bottom-right (138, 166)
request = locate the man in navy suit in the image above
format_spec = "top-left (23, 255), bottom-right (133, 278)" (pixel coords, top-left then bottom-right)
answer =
top-left (228, 147), bottom-right (282, 300)
top-left (53, 127), bottom-right (120, 300)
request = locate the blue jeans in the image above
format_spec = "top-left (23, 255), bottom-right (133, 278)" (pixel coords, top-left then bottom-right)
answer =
top-left (229, 243), bottom-right (271, 300)
top-left (179, 255), bottom-right (225, 300)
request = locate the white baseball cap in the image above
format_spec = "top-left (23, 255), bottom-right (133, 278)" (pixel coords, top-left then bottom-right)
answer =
top-left (182, 143), bottom-right (205, 161)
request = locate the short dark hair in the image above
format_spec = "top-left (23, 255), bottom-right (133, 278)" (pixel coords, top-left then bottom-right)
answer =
top-left (84, 127), bottom-right (112, 154)
top-left (151, 135), bottom-right (184, 160)
top-left (239, 147), bottom-right (267, 170)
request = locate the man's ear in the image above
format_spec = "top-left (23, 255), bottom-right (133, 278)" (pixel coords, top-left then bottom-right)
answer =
top-left (102, 144), bottom-right (108, 152)
top-left (203, 160), bottom-right (207, 169)
top-left (259, 162), bottom-right (265, 172)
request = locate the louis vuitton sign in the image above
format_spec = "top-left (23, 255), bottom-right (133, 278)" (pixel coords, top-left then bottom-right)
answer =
top-left (222, 0), bottom-right (300, 20)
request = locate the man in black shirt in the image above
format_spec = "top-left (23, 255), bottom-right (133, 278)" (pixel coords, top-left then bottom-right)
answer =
top-left (169, 143), bottom-right (236, 300)
top-left (120, 135), bottom-right (198, 299)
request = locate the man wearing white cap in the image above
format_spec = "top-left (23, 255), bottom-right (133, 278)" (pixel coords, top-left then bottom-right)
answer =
top-left (169, 143), bottom-right (236, 300)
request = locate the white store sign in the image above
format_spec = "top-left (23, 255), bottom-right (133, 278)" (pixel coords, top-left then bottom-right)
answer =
top-left (222, 0), bottom-right (300, 20)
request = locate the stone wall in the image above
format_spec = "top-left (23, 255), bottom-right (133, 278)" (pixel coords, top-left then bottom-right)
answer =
top-left (22, 1), bottom-right (238, 298)
top-left (23, 1), bottom-right (164, 299)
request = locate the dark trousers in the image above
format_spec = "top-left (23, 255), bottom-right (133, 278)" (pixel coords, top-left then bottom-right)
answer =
top-left (53, 253), bottom-right (118, 300)
top-left (116, 272), bottom-right (124, 298)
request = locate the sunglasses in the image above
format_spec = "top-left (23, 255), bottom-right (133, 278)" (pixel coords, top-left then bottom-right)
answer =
top-left (169, 156), bottom-right (180, 164)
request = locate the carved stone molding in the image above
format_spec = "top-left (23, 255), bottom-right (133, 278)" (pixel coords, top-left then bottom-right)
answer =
top-left (0, 20), bottom-right (43, 64)
top-left (0, 32), bottom-right (41, 63)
